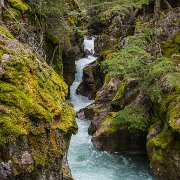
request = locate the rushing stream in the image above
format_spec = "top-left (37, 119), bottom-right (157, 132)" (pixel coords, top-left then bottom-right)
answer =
top-left (67, 37), bottom-right (154, 180)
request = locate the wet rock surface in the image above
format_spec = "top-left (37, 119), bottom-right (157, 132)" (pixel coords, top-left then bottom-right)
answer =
top-left (76, 60), bottom-right (103, 99)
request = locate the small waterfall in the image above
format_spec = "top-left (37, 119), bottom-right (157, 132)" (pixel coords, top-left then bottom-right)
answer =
top-left (67, 37), bottom-right (154, 180)
top-left (70, 37), bottom-right (96, 111)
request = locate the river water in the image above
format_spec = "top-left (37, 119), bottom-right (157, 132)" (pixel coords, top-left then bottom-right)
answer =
top-left (67, 37), bottom-right (154, 180)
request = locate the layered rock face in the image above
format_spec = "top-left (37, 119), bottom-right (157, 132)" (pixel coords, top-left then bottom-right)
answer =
top-left (0, 25), bottom-right (77, 179)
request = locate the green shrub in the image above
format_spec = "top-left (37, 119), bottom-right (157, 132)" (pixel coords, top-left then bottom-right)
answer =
top-left (114, 104), bottom-right (149, 132)
top-left (101, 31), bottom-right (177, 103)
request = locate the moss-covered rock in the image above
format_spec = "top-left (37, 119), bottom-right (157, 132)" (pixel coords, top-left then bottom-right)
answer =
top-left (90, 87), bottom-right (152, 155)
top-left (111, 78), bottom-right (139, 111)
top-left (0, 25), bottom-right (77, 179)
top-left (86, 0), bottom-right (150, 37)
top-left (2, 0), bottom-right (83, 88)
top-left (147, 122), bottom-right (180, 180)
top-left (161, 32), bottom-right (180, 58)
top-left (147, 89), bottom-right (180, 179)
top-left (7, 0), bottom-right (30, 13)
top-left (92, 112), bottom-right (147, 154)
top-left (94, 35), bottom-right (118, 55)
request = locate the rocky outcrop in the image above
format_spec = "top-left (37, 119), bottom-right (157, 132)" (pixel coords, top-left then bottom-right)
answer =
top-left (92, 113), bottom-right (147, 154)
top-left (94, 35), bottom-right (118, 55)
top-left (76, 60), bottom-right (103, 99)
top-left (82, 76), bottom-right (121, 134)
top-left (147, 92), bottom-right (180, 180)
top-left (0, 25), bottom-right (77, 180)
top-left (82, 2), bottom-right (180, 178)
top-left (63, 46), bottom-right (82, 86)
top-left (2, 0), bottom-right (84, 88)
top-left (88, 3), bottom-right (136, 37)
top-left (86, 76), bottom-right (151, 154)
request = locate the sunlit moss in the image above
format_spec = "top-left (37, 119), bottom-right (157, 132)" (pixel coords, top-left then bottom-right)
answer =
top-left (161, 33), bottom-right (180, 58)
top-left (0, 25), bottom-right (14, 39)
top-left (0, 25), bottom-right (77, 145)
top-left (112, 78), bottom-right (127, 101)
top-left (7, 0), bottom-right (30, 13)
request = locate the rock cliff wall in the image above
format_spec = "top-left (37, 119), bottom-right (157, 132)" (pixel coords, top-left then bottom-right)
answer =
top-left (0, 25), bottom-right (78, 179)
top-left (77, 1), bottom-right (180, 179)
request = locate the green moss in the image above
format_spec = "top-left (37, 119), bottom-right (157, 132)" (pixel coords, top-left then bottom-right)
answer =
top-left (157, 89), bottom-right (180, 133)
top-left (29, 131), bottom-right (64, 167)
top-left (2, 7), bottom-right (21, 20)
top-left (0, 82), bottom-right (32, 109)
top-left (147, 121), bottom-right (180, 178)
top-left (112, 78), bottom-right (127, 101)
top-left (146, 82), bottom-right (180, 176)
top-left (101, 112), bottom-right (118, 134)
top-left (104, 73), bottom-right (111, 85)
top-left (0, 46), bottom-right (11, 54)
top-left (146, 122), bottom-right (178, 176)
top-left (7, 0), bottom-right (30, 13)
top-left (168, 96), bottom-right (180, 133)
top-left (0, 25), bottom-right (14, 39)
top-left (0, 50), bottom-right (3, 63)
top-left (147, 123), bottom-right (173, 150)
top-left (99, 49), bottom-right (115, 60)
top-left (161, 33), bottom-right (180, 58)
top-left (68, 12), bottom-right (79, 25)
top-left (52, 105), bottom-right (78, 134)
top-left (152, 148), bottom-right (164, 162)
top-left (0, 25), bottom-right (77, 145)
top-left (162, 72), bottom-right (180, 93)
top-left (29, 135), bottom-right (48, 166)
top-left (158, 93), bottom-right (177, 116)
top-left (0, 114), bottom-right (27, 144)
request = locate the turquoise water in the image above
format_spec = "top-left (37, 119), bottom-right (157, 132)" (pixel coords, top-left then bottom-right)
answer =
top-left (67, 37), bottom-right (154, 180)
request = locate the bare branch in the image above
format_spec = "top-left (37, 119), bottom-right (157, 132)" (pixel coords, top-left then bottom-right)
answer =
top-left (163, 0), bottom-right (173, 11)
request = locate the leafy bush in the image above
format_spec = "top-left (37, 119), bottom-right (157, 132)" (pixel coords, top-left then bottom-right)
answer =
top-left (101, 31), bottom-right (177, 103)
top-left (101, 30), bottom-right (152, 77)
top-left (114, 104), bottom-right (149, 132)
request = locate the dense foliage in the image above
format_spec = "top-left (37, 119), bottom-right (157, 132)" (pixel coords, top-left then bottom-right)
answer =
top-left (77, 0), bottom-right (150, 9)
top-left (114, 104), bottom-right (149, 132)
top-left (101, 30), bottom-right (178, 103)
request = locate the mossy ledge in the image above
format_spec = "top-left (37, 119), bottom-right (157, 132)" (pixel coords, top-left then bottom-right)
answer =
top-left (0, 25), bottom-right (77, 179)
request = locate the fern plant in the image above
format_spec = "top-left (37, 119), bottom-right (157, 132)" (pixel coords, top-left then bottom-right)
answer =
top-left (114, 104), bottom-right (149, 132)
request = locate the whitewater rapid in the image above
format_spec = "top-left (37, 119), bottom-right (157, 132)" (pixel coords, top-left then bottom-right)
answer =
top-left (67, 37), bottom-right (154, 180)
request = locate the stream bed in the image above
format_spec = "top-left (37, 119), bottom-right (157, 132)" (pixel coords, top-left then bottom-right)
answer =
top-left (67, 37), bottom-right (154, 180)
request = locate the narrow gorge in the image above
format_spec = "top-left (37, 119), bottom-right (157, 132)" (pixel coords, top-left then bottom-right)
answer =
top-left (0, 0), bottom-right (179, 180)
top-left (67, 37), bottom-right (154, 179)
